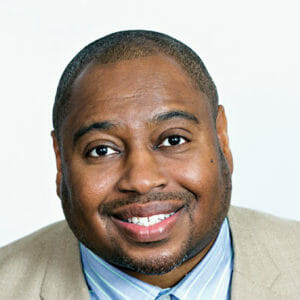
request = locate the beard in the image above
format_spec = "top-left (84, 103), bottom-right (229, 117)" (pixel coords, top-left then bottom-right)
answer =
top-left (60, 147), bottom-right (232, 275)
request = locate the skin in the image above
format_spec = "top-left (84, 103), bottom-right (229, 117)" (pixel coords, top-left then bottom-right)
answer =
top-left (52, 54), bottom-right (233, 288)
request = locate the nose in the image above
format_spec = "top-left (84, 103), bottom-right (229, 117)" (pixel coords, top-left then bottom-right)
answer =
top-left (117, 148), bottom-right (168, 195)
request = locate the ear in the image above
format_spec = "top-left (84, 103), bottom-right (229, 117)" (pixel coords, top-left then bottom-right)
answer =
top-left (216, 105), bottom-right (233, 174)
top-left (51, 130), bottom-right (62, 197)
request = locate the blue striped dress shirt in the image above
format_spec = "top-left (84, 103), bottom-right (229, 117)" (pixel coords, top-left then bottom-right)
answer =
top-left (80, 218), bottom-right (233, 300)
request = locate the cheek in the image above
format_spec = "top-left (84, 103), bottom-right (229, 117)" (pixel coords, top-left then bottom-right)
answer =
top-left (168, 153), bottom-right (221, 196)
top-left (65, 163), bottom-right (118, 213)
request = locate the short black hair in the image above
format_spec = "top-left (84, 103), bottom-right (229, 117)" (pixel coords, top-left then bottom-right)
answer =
top-left (53, 30), bottom-right (218, 141)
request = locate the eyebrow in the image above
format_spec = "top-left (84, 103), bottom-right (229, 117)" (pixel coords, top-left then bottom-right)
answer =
top-left (153, 110), bottom-right (199, 124)
top-left (73, 121), bottom-right (116, 145)
top-left (73, 110), bottom-right (199, 145)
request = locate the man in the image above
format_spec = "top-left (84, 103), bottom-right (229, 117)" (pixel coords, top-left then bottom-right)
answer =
top-left (0, 30), bottom-right (299, 300)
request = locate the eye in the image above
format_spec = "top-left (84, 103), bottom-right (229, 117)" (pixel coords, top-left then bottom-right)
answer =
top-left (87, 145), bottom-right (119, 157)
top-left (159, 135), bottom-right (188, 147)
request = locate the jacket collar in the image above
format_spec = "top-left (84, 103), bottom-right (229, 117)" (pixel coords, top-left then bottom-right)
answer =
top-left (228, 207), bottom-right (282, 299)
top-left (40, 224), bottom-right (90, 300)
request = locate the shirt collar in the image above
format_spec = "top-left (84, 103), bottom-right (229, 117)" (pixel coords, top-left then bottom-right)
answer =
top-left (80, 218), bottom-right (233, 300)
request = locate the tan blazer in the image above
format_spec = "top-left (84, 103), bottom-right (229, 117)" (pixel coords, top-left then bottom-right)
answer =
top-left (0, 206), bottom-right (299, 300)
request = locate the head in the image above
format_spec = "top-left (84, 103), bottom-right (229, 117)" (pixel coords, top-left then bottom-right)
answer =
top-left (53, 30), bottom-right (219, 142)
top-left (52, 30), bottom-right (233, 282)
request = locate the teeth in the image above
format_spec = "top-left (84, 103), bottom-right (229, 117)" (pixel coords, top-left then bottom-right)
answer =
top-left (126, 212), bottom-right (175, 226)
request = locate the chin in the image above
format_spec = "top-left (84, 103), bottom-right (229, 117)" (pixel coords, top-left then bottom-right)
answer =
top-left (103, 247), bottom-right (190, 275)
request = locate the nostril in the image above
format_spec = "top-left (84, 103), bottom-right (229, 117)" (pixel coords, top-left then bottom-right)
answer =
top-left (117, 151), bottom-right (168, 194)
top-left (117, 170), bottom-right (168, 195)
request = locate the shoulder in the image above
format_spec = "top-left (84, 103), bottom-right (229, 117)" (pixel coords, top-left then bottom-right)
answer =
top-left (228, 205), bottom-right (300, 253)
top-left (228, 206), bottom-right (300, 298)
top-left (228, 205), bottom-right (300, 237)
top-left (0, 221), bottom-right (73, 299)
top-left (0, 220), bottom-right (70, 261)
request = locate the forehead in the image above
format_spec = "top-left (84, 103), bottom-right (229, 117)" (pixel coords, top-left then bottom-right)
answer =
top-left (63, 55), bottom-right (212, 134)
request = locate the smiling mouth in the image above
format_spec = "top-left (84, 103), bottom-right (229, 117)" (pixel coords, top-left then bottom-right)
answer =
top-left (103, 194), bottom-right (194, 243)
top-left (124, 212), bottom-right (176, 226)
top-left (110, 205), bottom-right (185, 243)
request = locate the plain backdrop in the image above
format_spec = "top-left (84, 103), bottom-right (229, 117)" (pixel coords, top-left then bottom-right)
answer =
top-left (1, 0), bottom-right (299, 247)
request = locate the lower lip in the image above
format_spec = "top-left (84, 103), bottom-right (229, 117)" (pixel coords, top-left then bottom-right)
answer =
top-left (112, 209), bottom-right (183, 243)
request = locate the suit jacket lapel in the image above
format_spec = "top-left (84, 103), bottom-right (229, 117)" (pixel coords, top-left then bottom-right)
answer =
top-left (228, 207), bottom-right (281, 299)
top-left (40, 224), bottom-right (90, 300)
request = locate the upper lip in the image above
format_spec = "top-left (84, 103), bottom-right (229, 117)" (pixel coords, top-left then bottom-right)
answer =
top-left (111, 201), bottom-right (184, 220)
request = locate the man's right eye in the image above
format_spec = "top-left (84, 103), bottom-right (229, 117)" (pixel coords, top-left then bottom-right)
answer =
top-left (87, 145), bottom-right (118, 157)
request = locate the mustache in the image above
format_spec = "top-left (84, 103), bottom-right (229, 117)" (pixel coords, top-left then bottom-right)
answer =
top-left (100, 191), bottom-right (196, 215)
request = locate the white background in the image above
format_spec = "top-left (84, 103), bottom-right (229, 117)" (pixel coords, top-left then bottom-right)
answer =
top-left (1, 0), bottom-right (299, 247)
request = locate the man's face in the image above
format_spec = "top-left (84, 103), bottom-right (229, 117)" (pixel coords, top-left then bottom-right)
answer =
top-left (53, 54), bottom-right (233, 275)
